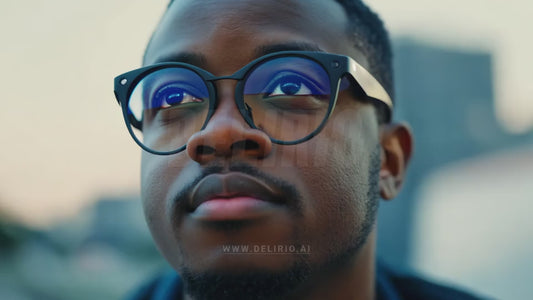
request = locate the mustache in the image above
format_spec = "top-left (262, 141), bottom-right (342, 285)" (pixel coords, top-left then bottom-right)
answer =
top-left (171, 161), bottom-right (303, 215)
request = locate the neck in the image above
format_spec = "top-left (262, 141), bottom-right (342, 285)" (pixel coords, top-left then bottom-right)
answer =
top-left (288, 230), bottom-right (376, 300)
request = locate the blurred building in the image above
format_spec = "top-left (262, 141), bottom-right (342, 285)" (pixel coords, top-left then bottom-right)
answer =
top-left (0, 196), bottom-right (165, 300)
top-left (377, 38), bottom-right (533, 299)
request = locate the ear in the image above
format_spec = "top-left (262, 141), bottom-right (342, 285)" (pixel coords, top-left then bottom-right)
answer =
top-left (379, 123), bottom-right (413, 200)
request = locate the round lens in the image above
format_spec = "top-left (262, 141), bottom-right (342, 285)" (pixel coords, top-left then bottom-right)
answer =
top-left (243, 56), bottom-right (332, 143)
top-left (128, 67), bottom-right (210, 153)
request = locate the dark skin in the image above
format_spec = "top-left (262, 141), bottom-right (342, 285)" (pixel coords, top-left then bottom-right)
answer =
top-left (142, 0), bottom-right (413, 299)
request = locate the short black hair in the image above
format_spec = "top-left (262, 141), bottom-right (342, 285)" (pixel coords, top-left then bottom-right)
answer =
top-left (150, 0), bottom-right (393, 121)
top-left (333, 0), bottom-right (393, 123)
top-left (334, 0), bottom-right (393, 96)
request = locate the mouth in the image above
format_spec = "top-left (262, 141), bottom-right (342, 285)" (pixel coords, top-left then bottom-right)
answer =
top-left (187, 172), bottom-right (286, 222)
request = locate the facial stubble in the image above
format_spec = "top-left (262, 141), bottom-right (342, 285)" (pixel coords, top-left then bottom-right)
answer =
top-left (176, 144), bottom-right (381, 300)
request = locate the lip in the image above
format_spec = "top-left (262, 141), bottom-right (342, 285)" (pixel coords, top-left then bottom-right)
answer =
top-left (188, 172), bottom-right (284, 221)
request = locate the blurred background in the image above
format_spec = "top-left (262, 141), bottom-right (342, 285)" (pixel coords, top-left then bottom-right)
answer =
top-left (0, 0), bottom-right (531, 299)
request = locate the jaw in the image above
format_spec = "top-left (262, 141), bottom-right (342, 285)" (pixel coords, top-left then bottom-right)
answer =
top-left (179, 229), bottom-right (378, 300)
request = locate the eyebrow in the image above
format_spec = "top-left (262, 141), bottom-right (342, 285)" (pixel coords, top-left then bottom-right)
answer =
top-left (254, 42), bottom-right (324, 57)
top-left (151, 42), bottom-right (323, 68)
top-left (152, 52), bottom-right (208, 67)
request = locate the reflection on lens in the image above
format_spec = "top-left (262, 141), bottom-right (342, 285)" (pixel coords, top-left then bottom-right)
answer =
top-left (243, 56), bottom-right (332, 142)
top-left (128, 67), bottom-right (210, 153)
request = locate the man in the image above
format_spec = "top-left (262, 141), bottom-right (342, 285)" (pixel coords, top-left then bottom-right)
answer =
top-left (114, 0), bottom-right (484, 299)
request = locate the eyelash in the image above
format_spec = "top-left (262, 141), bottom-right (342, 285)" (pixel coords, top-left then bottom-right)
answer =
top-left (150, 83), bottom-right (204, 109)
top-left (263, 73), bottom-right (325, 97)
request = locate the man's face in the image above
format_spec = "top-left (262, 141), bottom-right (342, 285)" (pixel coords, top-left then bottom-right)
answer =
top-left (142, 0), bottom-right (383, 297)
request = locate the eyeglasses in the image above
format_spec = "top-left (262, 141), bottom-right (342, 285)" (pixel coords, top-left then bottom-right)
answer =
top-left (114, 51), bottom-right (392, 155)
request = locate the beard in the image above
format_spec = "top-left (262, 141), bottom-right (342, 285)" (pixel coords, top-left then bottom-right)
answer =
top-left (181, 261), bottom-right (310, 300)
top-left (180, 146), bottom-right (381, 300)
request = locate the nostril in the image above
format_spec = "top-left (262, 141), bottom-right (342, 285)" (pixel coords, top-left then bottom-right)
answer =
top-left (230, 140), bottom-right (260, 151)
top-left (196, 145), bottom-right (215, 155)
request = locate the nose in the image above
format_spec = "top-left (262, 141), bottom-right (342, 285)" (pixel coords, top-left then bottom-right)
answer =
top-left (186, 83), bottom-right (272, 164)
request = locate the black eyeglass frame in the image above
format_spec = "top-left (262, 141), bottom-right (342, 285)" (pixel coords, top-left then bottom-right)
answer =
top-left (114, 51), bottom-right (393, 155)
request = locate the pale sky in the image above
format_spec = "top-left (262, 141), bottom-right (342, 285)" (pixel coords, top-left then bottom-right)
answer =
top-left (0, 0), bottom-right (531, 227)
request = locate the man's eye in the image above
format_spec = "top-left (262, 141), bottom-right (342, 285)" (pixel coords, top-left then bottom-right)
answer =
top-left (264, 74), bottom-right (323, 98)
top-left (150, 84), bottom-right (203, 109)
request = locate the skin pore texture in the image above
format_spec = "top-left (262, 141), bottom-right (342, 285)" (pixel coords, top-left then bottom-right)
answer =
top-left (141, 0), bottom-right (412, 299)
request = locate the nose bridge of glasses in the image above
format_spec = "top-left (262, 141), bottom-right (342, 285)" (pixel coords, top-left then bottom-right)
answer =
top-left (208, 73), bottom-right (243, 82)
top-left (205, 76), bottom-right (250, 128)
top-left (206, 73), bottom-right (244, 102)
top-left (206, 72), bottom-right (252, 119)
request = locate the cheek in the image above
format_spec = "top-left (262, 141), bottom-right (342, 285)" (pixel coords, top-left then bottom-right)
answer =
top-left (305, 104), bottom-right (377, 206)
top-left (296, 105), bottom-right (379, 258)
top-left (298, 146), bottom-right (367, 256)
top-left (140, 154), bottom-right (187, 267)
top-left (141, 154), bottom-right (175, 223)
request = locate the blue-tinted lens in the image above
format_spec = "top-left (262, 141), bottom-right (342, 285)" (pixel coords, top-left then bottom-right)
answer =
top-left (128, 67), bottom-right (210, 153)
top-left (243, 56), bottom-right (332, 142)
top-left (244, 57), bottom-right (330, 98)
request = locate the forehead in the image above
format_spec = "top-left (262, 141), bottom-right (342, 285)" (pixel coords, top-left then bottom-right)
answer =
top-left (145, 0), bottom-right (369, 70)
